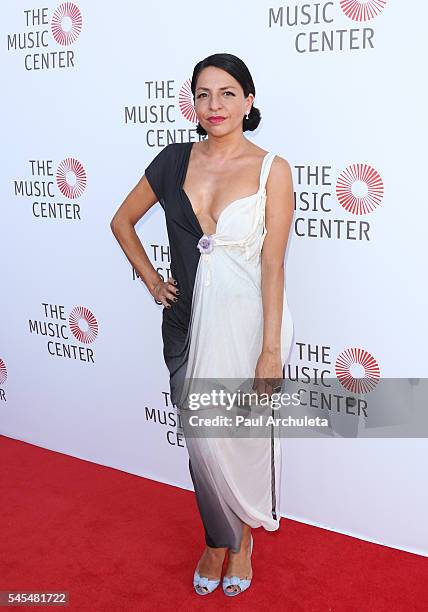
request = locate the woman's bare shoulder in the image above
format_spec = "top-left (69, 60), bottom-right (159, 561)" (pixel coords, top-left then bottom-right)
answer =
top-left (271, 154), bottom-right (292, 172)
top-left (267, 154), bottom-right (293, 192)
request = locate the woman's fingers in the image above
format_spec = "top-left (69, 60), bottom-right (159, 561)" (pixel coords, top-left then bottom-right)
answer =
top-left (160, 288), bottom-right (176, 307)
top-left (167, 276), bottom-right (180, 295)
top-left (252, 376), bottom-right (282, 399)
top-left (252, 377), bottom-right (267, 399)
top-left (157, 276), bottom-right (180, 308)
top-left (165, 276), bottom-right (179, 302)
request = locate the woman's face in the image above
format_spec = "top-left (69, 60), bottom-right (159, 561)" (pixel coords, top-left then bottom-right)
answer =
top-left (194, 66), bottom-right (254, 134)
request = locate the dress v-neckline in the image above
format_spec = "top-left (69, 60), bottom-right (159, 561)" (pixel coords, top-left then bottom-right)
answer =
top-left (180, 142), bottom-right (270, 237)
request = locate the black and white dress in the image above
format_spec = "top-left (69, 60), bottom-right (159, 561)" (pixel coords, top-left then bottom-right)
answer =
top-left (145, 141), bottom-right (293, 552)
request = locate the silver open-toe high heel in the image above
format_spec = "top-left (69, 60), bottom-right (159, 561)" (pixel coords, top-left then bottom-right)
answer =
top-left (193, 568), bottom-right (221, 595)
top-left (222, 535), bottom-right (254, 597)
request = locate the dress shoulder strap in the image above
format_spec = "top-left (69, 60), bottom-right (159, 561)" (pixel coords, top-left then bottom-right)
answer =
top-left (258, 153), bottom-right (277, 247)
top-left (258, 152), bottom-right (277, 193)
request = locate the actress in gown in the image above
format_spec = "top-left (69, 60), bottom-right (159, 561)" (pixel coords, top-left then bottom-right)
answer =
top-left (111, 52), bottom-right (294, 597)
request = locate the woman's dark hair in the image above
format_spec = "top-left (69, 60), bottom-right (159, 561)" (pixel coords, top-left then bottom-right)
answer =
top-left (190, 53), bottom-right (261, 136)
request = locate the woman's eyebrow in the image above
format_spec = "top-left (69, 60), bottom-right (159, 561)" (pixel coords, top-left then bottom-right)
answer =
top-left (196, 86), bottom-right (237, 91)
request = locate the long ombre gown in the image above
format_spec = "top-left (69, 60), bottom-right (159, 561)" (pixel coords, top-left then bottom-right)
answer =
top-left (145, 142), bottom-right (293, 552)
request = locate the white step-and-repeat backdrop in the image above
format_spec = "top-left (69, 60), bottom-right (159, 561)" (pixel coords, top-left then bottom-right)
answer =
top-left (2, 1), bottom-right (427, 556)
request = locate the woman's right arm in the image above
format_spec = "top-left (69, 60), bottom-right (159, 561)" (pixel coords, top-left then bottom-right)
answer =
top-left (110, 174), bottom-right (178, 308)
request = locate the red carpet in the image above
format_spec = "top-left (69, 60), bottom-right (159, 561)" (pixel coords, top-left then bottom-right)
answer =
top-left (1, 434), bottom-right (427, 611)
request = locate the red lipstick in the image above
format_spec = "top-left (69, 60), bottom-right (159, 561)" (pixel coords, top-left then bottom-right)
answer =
top-left (208, 116), bottom-right (226, 124)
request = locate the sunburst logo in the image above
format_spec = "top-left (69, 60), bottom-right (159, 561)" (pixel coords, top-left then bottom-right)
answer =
top-left (56, 158), bottom-right (87, 199)
top-left (336, 163), bottom-right (384, 215)
top-left (335, 348), bottom-right (380, 393)
top-left (179, 79), bottom-right (197, 123)
top-left (51, 2), bottom-right (83, 46)
top-left (0, 359), bottom-right (7, 385)
top-left (69, 306), bottom-right (98, 344)
top-left (340, 0), bottom-right (387, 22)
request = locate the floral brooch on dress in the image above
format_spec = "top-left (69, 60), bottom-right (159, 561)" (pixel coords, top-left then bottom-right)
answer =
top-left (197, 234), bottom-right (214, 254)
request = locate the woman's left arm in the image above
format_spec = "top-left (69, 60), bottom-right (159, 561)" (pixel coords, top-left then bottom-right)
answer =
top-left (255, 156), bottom-right (294, 392)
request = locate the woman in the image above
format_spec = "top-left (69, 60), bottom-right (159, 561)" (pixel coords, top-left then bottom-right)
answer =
top-left (110, 53), bottom-right (294, 597)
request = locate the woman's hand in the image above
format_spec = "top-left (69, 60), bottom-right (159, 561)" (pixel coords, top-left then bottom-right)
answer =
top-left (252, 349), bottom-right (283, 398)
top-left (151, 276), bottom-right (179, 308)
